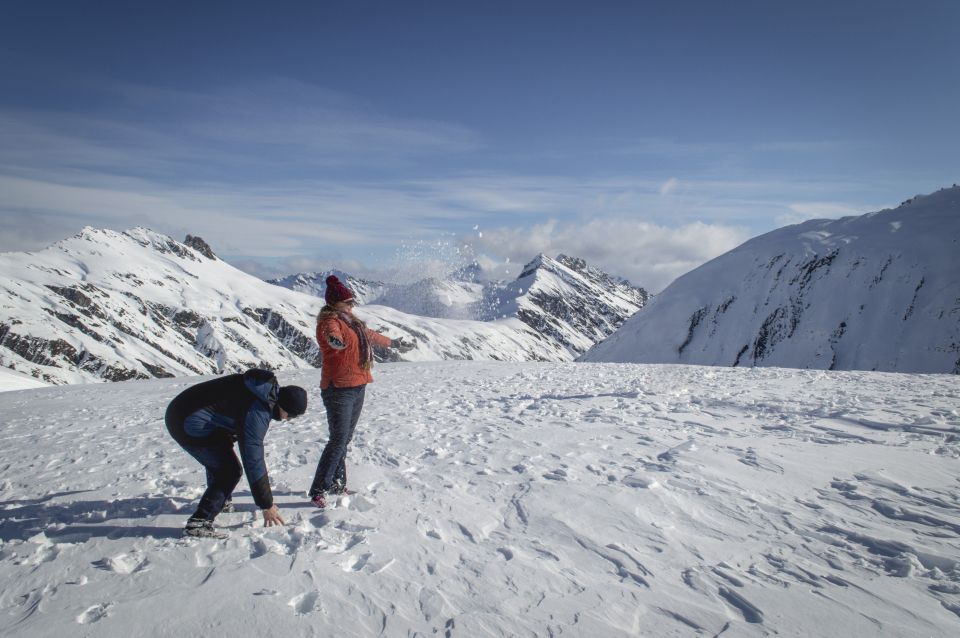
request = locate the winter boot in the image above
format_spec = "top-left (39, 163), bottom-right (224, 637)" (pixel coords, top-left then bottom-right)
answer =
top-left (310, 492), bottom-right (327, 509)
top-left (330, 480), bottom-right (352, 496)
top-left (184, 517), bottom-right (228, 539)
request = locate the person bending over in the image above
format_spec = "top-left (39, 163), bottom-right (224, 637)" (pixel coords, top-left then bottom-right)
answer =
top-left (165, 368), bottom-right (307, 538)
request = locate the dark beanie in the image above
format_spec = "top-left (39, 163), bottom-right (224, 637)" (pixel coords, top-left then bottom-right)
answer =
top-left (278, 385), bottom-right (308, 417)
top-left (325, 275), bottom-right (354, 304)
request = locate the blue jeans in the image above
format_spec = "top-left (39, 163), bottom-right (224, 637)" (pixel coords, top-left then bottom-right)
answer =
top-left (166, 404), bottom-right (241, 522)
top-left (180, 439), bottom-right (242, 521)
top-left (310, 384), bottom-right (366, 495)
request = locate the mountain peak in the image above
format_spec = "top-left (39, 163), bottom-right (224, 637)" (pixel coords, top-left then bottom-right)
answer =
top-left (518, 253), bottom-right (560, 279)
top-left (556, 254), bottom-right (587, 273)
top-left (583, 185), bottom-right (960, 373)
top-left (184, 235), bottom-right (217, 260)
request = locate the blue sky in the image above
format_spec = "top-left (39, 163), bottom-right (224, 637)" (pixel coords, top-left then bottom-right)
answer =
top-left (1, 1), bottom-right (957, 291)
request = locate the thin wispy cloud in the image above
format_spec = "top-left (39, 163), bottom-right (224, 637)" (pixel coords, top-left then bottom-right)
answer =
top-left (2, 1), bottom-right (956, 294)
top-left (0, 78), bottom-right (483, 185)
top-left (0, 80), bottom-right (930, 291)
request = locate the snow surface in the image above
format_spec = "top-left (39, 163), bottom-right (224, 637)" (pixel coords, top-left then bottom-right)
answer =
top-left (0, 367), bottom-right (47, 392)
top-left (582, 186), bottom-right (960, 374)
top-left (1, 362), bottom-right (958, 636)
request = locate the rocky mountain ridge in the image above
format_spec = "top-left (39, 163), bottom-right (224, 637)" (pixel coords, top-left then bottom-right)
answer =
top-left (0, 228), bottom-right (645, 385)
top-left (270, 253), bottom-right (649, 358)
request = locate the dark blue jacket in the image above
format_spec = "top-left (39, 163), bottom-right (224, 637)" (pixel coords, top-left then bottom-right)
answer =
top-left (166, 369), bottom-right (280, 508)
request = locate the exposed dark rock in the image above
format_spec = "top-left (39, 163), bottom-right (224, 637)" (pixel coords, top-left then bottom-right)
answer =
top-left (77, 351), bottom-right (150, 382)
top-left (0, 323), bottom-right (79, 367)
top-left (733, 344), bottom-right (749, 367)
top-left (753, 307), bottom-right (789, 362)
top-left (139, 360), bottom-right (175, 378)
top-left (42, 308), bottom-right (107, 343)
top-left (679, 307), bottom-right (709, 356)
top-left (791, 250), bottom-right (839, 291)
top-left (184, 235), bottom-right (217, 260)
top-left (243, 307), bottom-right (321, 366)
top-left (45, 284), bottom-right (109, 320)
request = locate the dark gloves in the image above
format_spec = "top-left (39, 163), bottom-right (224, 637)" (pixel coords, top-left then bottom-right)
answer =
top-left (392, 337), bottom-right (416, 353)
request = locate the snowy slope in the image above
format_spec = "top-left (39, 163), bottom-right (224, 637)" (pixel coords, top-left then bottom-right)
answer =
top-left (0, 366), bottom-right (47, 392)
top-left (0, 227), bottom-right (329, 385)
top-left (0, 228), bottom-right (569, 385)
top-left (583, 186), bottom-right (960, 373)
top-left (0, 362), bottom-right (958, 636)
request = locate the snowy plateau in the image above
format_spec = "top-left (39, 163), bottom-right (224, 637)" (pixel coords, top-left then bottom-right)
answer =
top-left (583, 186), bottom-right (960, 374)
top-left (0, 363), bottom-right (958, 637)
top-left (0, 186), bottom-right (958, 637)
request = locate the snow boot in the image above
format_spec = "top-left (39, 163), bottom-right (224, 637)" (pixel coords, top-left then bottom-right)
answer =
top-left (184, 517), bottom-right (228, 539)
top-left (310, 492), bottom-right (327, 509)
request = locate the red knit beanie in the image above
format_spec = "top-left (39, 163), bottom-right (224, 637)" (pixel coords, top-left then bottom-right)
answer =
top-left (325, 275), bottom-right (355, 304)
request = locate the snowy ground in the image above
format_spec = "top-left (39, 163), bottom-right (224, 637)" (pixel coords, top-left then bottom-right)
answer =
top-left (0, 362), bottom-right (958, 637)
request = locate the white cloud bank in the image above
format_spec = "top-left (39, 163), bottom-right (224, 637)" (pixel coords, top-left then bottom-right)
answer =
top-left (466, 218), bottom-right (750, 293)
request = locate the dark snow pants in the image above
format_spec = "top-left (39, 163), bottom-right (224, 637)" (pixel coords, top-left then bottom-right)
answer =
top-left (165, 405), bottom-right (243, 522)
top-left (309, 384), bottom-right (366, 496)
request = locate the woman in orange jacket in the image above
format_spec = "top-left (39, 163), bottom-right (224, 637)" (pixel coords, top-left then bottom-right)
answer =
top-left (308, 275), bottom-right (412, 508)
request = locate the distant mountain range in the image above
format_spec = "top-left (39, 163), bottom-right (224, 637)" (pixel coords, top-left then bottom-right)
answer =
top-left (0, 228), bottom-right (647, 385)
top-left (271, 254), bottom-right (649, 356)
top-left (7, 184), bottom-right (951, 386)
top-left (582, 185), bottom-right (960, 374)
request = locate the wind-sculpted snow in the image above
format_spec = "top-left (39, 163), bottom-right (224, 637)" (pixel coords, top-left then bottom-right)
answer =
top-left (583, 186), bottom-right (960, 373)
top-left (0, 363), bottom-right (958, 636)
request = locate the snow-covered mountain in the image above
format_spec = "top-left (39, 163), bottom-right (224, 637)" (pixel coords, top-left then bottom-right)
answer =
top-left (480, 254), bottom-right (649, 356)
top-left (0, 227), bottom-right (326, 385)
top-left (268, 270), bottom-right (386, 305)
top-left (272, 253), bottom-right (649, 358)
top-left (583, 186), bottom-right (960, 374)
top-left (0, 228), bottom-right (598, 385)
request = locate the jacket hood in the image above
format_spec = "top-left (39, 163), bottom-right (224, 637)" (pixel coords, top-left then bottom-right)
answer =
top-left (243, 368), bottom-right (279, 405)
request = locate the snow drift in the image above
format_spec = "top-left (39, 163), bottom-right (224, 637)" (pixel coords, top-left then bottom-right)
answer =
top-left (0, 362), bottom-right (958, 636)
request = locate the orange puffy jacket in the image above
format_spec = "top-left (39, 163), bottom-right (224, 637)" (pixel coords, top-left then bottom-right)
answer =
top-left (316, 311), bottom-right (392, 389)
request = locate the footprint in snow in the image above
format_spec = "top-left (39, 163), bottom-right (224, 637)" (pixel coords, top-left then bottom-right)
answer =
top-left (77, 603), bottom-right (112, 624)
top-left (288, 591), bottom-right (321, 615)
top-left (622, 475), bottom-right (660, 489)
top-left (341, 493), bottom-right (376, 512)
top-left (93, 553), bottom-right (149, 575)
top-left (543, 468), bottom-right (570, 481)
top-left (656, 439), bottom-right (698, 464)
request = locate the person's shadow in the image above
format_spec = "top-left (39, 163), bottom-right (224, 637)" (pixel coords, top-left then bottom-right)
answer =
top-left (0, 490), bottom-right (330, 543)
top-left (0, 491), bottom-right (194, 542)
